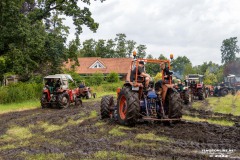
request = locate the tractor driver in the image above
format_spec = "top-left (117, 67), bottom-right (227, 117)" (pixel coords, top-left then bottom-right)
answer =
top-left (55, 79), bottom-right (61, 90)
top-left (160, 63), bottom-right (171, 82)
top-left (155, 63), bottom-right (172, 91)
top-left (131, 61), bottom-right (151, 88)
top-left (177, 79), bottom-right (184, 92)
top-left (45, 79), bottom-right (54, 87)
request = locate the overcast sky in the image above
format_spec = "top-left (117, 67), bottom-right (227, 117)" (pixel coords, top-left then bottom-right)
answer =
top-left (65, 0), bottom-right (240, 66)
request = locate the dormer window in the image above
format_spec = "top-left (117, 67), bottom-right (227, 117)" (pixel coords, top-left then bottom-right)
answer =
top-left (89, 60), bottom-right (105, 69)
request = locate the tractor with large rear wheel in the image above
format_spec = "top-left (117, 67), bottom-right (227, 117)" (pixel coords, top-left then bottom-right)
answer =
top-left (100, 52), bottom-right (183, 126)
top-left (41, 74), bottom-right (82, 109)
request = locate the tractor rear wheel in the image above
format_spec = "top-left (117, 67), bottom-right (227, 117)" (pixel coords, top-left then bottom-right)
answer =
top-left (198, 89), bottom-right (204, 100)
top-left (41, 94), bottom-right (49, 109)
top-left (117, 87), bottom-right (140, 126)
top-left (220, 88), bottom-right (228, 96)
top-left (168, 91), bottom-right (183, 119)
top-left (58, 93), bottom-right (69, 109)
top-left (100, 95), bottom-right (114, 119)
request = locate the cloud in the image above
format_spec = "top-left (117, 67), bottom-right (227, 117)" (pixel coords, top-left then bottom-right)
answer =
top-left (65, 0), bottom-right (240, 65)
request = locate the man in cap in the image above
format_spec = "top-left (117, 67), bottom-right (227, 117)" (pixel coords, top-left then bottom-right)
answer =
top-left (131, 61), bottom-right (151, 88)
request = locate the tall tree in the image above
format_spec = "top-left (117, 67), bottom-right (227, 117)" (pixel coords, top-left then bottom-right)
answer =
top-left (145, 54), bottom-right (160, 76)
top-left (158, 54), bottom-right (167, 60)
top-left (136, 44), bottom-right (147, 58)
top-left (115, 33), bottom-right (127, 57)
top-left (221, 37), bottom-right (240, 64)
top-left (95, 39), bottom-right (106, 57)
top-left (171, 56), bottom-right (191, 76)
top-left (126, 40), bottom-right (136, 57)
top-left (105, 39), bottom-right (116, 58)
top-left (0, 0), bottom-right (104, 80)
top-left (81, 39), bottom-right (96, 57)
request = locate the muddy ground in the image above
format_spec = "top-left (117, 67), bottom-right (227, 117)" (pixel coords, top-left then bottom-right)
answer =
top-left (0, 99), bottom-right (240, 160)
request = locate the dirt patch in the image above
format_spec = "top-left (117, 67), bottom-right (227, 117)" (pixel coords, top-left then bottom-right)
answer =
top-left (0, 100), bottom-right (240, 159)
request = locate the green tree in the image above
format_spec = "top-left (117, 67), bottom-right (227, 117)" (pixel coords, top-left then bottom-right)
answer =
top-left (105, 39), bottom-right (116, 58)
top-left (115, 33), bottom-right (127, 57)
top-left (221, 37), bottom-right (240, 64)
top-left (0, 0), bottom-right (104, 80)
top-left (145, 54), bottom-right (160, 76)
top-left (136, 44), bottom-right (147, 58)
top-left (171, 56), bottom-right (191, 77)
top-left (126, 40), bottom-right (136, 57)
top-left (183, 63), bottom-right (196, 79)
top-left (95, 39), bottom-right (106, 57)
top-left (81, 39), bottom-right (96, 57)
top-left (106, 72), bottom-right (119, 82)
top-left (158, 54), bottom-right (167, 60)
top-left (204, 68), bottom-right (217, 85)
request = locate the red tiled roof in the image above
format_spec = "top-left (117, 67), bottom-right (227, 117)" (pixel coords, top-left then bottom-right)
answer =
top-left (64, 57), bottom-right (132, 74)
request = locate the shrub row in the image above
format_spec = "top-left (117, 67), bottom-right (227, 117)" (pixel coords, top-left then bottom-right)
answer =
top-left (0, 82), bottom-right (42, 104)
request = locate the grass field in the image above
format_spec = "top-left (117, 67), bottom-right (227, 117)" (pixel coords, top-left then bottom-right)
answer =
top-left (192, 94), bottom-right (240, 116)
top-left (0, 100), bottom-right (40, 114)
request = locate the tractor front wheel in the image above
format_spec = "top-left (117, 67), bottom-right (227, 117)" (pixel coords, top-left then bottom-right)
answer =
top-left (41, 94), bottom-right (49, 109)
top-left (168, 91), bottom-right (183, 119)
top-left (100, 96), bottom-right (114, 119)
top-left (117, 87), bottom-right (140, 126)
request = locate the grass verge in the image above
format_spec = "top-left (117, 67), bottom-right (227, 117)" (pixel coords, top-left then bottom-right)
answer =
top-left (0, 100), bottom-right (40, 114)
top-left (182, 115), bottom-right (234, 126)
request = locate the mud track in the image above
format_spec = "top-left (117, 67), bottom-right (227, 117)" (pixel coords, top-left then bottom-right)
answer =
top-left (0, 100), bottom-right (240, 159)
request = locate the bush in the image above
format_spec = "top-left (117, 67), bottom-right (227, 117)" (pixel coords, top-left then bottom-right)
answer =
top-left (106, 72), bottom-right (119, 83)
top-left (0, 82), bottom-right (42, 104)
top-left (91, 82), bottom-right (124, 93)
top-left (154, 72), bottom-right (162, 82)
top-left (89, 72), bottom-right (104, 85)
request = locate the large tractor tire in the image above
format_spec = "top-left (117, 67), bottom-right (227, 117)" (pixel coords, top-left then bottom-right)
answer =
top-left (58, 93), bottom-right (69, 109)
top-left (183, 91), bottom-right (190, 105)
top-left (41, 94), bottom-right (49, 109)
top-left (198, 89), bottom-right (204, 100)
top-left (117, 87), bottom-right (140, 126)
top-left (168, 91), bottom-right (183, 119)
top-left (220, 88), bottom-right (228, 96)
top-left (100, 95), bottom-right (114, 119)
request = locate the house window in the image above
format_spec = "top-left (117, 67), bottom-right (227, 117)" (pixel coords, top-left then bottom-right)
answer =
top-left (89, 60), bottom-right (105, 69)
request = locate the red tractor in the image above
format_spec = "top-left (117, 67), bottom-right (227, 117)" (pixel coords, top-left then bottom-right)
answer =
top-left (41, 74), bottom-right (82, 109)
top-left (78, 82), bottom-right (95, 99)
top-left (186, 74), bottom-right (207, 100)
top-left (100, 52), bottom-right (183, 126)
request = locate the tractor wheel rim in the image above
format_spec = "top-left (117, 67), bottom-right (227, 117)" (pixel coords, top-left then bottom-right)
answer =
top-left (119, 95), bottom-right (127, 120)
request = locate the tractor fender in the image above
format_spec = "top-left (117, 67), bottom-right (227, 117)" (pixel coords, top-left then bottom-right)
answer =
top-left (43, 90), bottom-right (50, 101)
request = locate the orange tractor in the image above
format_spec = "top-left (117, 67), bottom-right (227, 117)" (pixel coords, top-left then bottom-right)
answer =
top-left (100, 52), bottom-right (183, 126)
